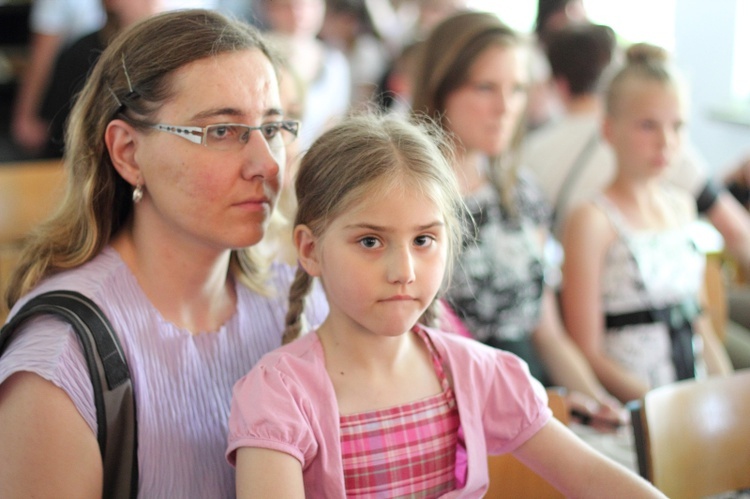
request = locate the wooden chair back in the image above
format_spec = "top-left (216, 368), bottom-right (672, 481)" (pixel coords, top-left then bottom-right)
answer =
top-left (484, 387), bottom-right (569, 498)
top-left (704, 252), bottom-right (728, 342)
top-left (0, 160), bottom-right (66, 322)
top-left (629, 369), bottom-right (750, 499)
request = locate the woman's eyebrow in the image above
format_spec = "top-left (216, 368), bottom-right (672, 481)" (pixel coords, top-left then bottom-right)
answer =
top-left (189, 106), bottom-right (284, 121)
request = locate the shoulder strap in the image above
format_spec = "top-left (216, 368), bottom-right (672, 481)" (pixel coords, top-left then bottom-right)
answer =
top-left (551, 129), bottom-right (601, 231)
top-left (593, 194), bottom-right (632, 238)
top-left (0, 290), bottom-right (138, 498)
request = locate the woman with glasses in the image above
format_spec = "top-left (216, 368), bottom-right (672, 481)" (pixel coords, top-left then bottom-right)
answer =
top-left (0, 9), bottom-right (327, 497)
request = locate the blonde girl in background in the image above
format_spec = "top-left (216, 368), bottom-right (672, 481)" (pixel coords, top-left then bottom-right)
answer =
top-left (561, 43), bottom-right (733, 404)
top-left (226, 113), bottom-right (665, 498)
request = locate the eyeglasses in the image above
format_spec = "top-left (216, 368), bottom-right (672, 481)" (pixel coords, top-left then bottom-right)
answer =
top-left (151, 120), bottom-right (300, 152)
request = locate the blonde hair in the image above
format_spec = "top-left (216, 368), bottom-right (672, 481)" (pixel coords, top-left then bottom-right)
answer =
top-left (282, 113), bottom-right (470, 344)
top-left (605, 42), bottom-right (682, 116)
top-left (5, 9), bottom-right (280, 308)
top-left (411, 10), bottom-right (529, 214)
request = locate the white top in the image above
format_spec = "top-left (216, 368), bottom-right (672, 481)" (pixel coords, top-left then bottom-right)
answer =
top-left (595, 192), bottom-right (706, 388)
top-left (30, 0), bottom-right (105, 41)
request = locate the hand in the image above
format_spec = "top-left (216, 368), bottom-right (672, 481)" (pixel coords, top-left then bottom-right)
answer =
top-left (12, 112), bottom-right (49, 153)
top-left (566, 390), bottom-right (629, 432)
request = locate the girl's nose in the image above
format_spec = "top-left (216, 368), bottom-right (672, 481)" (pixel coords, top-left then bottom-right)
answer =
top-left (387, 246), bottom-right (416, 285)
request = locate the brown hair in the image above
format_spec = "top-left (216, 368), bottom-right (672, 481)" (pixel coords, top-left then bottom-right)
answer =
top-left (6, 9), bottom-right (280, 308)
top-left (411, 10), bottom-right (528, 213)
top-left (282, 113), bottom-right (470, 343)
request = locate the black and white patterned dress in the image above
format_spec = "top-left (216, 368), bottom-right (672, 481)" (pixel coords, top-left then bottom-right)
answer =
top-left (446, 171), bottom-right (553, 384)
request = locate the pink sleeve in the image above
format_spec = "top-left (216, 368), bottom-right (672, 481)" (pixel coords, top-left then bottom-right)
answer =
top-left (226, 360), bottom-right (319, 467)
top-left (481, 349), bottom-right (551, 455)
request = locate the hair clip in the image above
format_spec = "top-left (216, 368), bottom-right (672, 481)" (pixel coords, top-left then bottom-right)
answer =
top-left (121, 54), bottom-right (134, 94)
top-left (107, 86), bottom-right (122, 107)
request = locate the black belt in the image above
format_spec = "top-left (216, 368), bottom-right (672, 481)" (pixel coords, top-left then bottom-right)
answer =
top-left (605, 300), bottom-right (700, 380)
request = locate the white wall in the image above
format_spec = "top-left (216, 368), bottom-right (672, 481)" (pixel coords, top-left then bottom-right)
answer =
top-left (674, 0), bottom-right (749, 177)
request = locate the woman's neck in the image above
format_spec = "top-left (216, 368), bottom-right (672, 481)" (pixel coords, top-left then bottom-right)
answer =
top-left (111, 225), bottom-right (236, 334)
top-left (454, 148), bottom-right (489, 196)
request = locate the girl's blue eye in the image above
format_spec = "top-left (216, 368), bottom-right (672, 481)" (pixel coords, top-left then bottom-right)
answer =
top-left (359, 237), bottom-right (380, 248)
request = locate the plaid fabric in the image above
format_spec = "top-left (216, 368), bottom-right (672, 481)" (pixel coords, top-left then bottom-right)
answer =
top-left (340, 328), bottom-right (459, 498)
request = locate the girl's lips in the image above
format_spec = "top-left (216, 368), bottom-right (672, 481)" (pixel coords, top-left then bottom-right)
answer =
top-left (381, 295), bottom-right (415, 302)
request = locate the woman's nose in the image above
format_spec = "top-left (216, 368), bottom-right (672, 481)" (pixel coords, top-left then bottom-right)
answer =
top-left (494, 88), bottom-right (509, 115)
top-left (242, 130), bottom-right (282, 181)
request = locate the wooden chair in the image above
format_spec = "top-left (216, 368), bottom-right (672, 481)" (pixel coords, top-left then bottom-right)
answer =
top-left (704, 252), bottom-right (729, 342)
top-left (484, 387), bottom-right (569, 499)
top-left (0, 160), bottom-right (66, 322)
top-left (628, 369), bottom-right (750, 499)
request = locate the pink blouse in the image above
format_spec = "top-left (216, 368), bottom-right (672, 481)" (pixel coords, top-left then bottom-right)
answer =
top-left (228, 326), bottom-right (551, 498)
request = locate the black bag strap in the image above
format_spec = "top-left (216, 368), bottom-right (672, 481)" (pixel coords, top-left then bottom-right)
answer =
top-left (0, 290), bottom-right (138, 498)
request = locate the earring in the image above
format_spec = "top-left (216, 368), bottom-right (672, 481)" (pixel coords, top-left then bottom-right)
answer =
top-left (132, 184), bottom-right (144, 203)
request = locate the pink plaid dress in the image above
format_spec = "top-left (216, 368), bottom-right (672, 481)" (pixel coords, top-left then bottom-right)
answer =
top-left (339, 328), bottom-right (460, 498)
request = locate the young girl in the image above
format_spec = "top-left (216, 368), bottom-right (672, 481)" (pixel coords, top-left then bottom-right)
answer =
top-left (560, 43), bottom-right (733, 404)
top-left (226, 113), bottom-right (665, 497)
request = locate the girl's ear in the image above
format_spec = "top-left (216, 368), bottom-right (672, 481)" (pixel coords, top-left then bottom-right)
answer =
top-left (294, 224), bottom-right (322, 277)
top-left (105, 118), bottom-right (142, 187)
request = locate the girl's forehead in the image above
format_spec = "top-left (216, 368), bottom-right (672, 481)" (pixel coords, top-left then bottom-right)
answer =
top-left (342, 178), bottom-right (445, 218)
top-left (631, 79), bottom-right (680, 102)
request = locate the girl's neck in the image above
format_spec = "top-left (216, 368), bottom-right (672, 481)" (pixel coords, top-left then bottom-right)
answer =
top-left (606, 173), bottom-right (672, 230)
top-left (316, 320), bottom-right (414, 372)
top-left (316, 324), bottom-right (443, 415)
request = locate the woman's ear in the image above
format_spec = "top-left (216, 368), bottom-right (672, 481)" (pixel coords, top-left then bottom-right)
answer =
top-left (105, 118), bottom-right (142, 187)
top-left (294, 224), bottom-right (322, 277)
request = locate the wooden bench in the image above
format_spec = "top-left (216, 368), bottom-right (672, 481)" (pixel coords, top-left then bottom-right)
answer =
top-left (0, 159), bottom-right (66, 322)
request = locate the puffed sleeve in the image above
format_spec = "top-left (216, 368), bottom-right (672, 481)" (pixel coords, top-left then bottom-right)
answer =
top-left (226, 358), bottom-right (319, 467)
top-left (481, 347), bottom-right (551, 455)
top-left (439, 333), bottom-right (551, 456)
